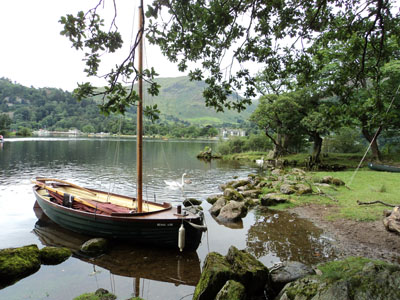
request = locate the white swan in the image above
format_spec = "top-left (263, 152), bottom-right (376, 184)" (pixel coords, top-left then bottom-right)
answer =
top-left (164, 173), bottom-right (187, 189)
top-left (256, 156), bottom-right (264, 167)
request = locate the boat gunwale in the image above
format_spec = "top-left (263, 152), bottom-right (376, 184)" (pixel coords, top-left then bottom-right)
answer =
top-left (34, 185), bottom-right (201, 223)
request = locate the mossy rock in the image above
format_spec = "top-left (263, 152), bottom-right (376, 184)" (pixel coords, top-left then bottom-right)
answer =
top-left (0, 244), bottom-right (41, 288)
top-left (216, 200), bottom-right (248, 222)
top-left (73, 288), bottom-right (117, 300)
top-left (276, 257), bottom-right (400, 300)
top-left (215, 280), bottom-right (246, 300)
top-left (206, 194), bottom-right (220, 205)
top-left (193, 252), bottom-right (234, 300)
top-left (40, 246), bottom-right (72, 265)
top-left (80, 238), bottom-right (109, 256)
top-left (260, 193), bottom-right (288, 206)
top-left (241, 189), bottom-right (262, 199)
top-left (295, 183), bottom-right (313, 195)
top-left (183, 198), bottom-right (202, 207)
top-left (231, 179), bottom-right (251, 189)
top-left (331, 178), bottom-right (345, 186)
top-left (223, 188), bottom-right (244, 201)
top-left (209, 197), bottom-right (227, 216)
top-left (225, 246), bottom-right (269, 296)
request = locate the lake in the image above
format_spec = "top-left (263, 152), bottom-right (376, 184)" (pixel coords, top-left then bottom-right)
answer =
top-left (0, 138), bottom-right (337, 299)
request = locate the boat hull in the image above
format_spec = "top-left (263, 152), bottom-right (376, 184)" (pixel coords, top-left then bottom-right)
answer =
top-left (368, 162), bottom-right (400, 173)
top-left (33, 188), bottom-right (204, 250)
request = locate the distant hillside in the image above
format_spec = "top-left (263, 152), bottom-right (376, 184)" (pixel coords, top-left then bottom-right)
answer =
top-left (0, 76), bottom-right (257, 136)
top-left (143, 76), bottom-right (257, 125)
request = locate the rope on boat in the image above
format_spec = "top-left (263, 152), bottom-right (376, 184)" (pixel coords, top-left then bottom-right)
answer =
top-left (184, 220), bottom-right (208, 232)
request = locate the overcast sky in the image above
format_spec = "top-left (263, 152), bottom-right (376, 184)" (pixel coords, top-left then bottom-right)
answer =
top-left (0, 0), bottom-right (185, 91)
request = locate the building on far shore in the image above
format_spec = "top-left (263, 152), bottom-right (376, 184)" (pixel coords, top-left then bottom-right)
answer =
top-left (221, 128), bottom-right (246, 139)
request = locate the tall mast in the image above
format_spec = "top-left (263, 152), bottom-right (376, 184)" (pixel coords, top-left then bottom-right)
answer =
top-left (137, 0), bottom-right (144, 213)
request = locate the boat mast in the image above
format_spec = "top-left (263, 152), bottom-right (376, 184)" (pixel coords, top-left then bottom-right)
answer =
top-left (137, 0), bottom-right (144, 213)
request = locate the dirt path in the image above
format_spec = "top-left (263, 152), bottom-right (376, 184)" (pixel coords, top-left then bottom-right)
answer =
top-left (290, 204), bottom-right (400, 265)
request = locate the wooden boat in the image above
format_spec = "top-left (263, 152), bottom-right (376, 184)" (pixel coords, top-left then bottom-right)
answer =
top-left (32, 2), bottom-right (206, 251)
top-left (367, 162), bottom-right (400, 173)
top-left (32, 178), bottom-right (205, 250)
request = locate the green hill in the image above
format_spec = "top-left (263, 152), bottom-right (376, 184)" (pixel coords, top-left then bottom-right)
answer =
top-left (0, 76), bottom-right (256, 135)
top-left (144, 76), bottom-right (257, 125)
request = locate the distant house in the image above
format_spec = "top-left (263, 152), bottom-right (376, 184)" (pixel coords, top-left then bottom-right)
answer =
top-left (221, 128), bottom-right (246, 139)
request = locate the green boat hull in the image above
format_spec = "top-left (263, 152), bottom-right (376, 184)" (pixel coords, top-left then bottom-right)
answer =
top-left (33, 189), bottom-right (204, 251)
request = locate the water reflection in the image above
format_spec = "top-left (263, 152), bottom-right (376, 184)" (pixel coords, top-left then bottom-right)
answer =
top-left (246, 207), bottom-right (337, 265)
top-left (33, 220), bottom-right (201, 287)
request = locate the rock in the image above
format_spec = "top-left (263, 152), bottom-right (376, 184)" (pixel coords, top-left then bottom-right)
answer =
top-left (314, 183), bottom-right (331, 188)
top-left (271, 169), bottom-right (285, 176)
top-left (331, 178), bottom-right (345, 186)
top-left (73, 288), bottom-right (118, 300)
top-left (260, 193), bottom-right (287, 206)
top-left (283, 179), bottom-right (298, 185)
top-left (247, 173), bottom-right (257, 179)
top-left (270, 261), bottom-right (315, 294)
top-left (320, 176), bottom-right (333, 184)
top-left (383, 206), bottom-right (400, 234)
top-left (207, 195), bottom-right (220, 205)
top-left (383, 209), bottom-right (392, 217)
top-left (209, 197), bottom-right (227, 216)
top-left (215, 280), bottom-right (246, 300)
top-left (80, 238), bottom-right (109, 256)
top-left (231, 179), bottom-right (251, 189)
top-left (193, 252), bottom-right (234, 300)
top-left (280, 184), bottom-right (296, 195)
top-left (217, 201), bottom-right (248, 222)
top-left (295, 183), bottom-right (313, 195)
top-left (183, 198), bottom-right (202, 207)
top-left (276, 277), bottom-right (321, 300)
top-left (223, 188), bottom-right (244, 201)
top-left (241, 189), bottom-right (262, 199)
top-left (225, 246), bottom-right (270, 296)
top-left (258, 181), bottom-right (271, 188)
top-left (290, 168), bottom-right (306, 176)
top-left (244, 198), bottom-right (257, 208)
top-left (40, 246), bottom-right (72, 265)
top-left (219, 183), bottom-right (228, 191)
top-left (275, 257), bottom-right (400, 300)
top-left (0, 244), bottom-right (41, 288)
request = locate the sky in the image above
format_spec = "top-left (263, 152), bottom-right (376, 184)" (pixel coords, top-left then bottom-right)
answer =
top-left (0, 0), bottom-right (185, 91)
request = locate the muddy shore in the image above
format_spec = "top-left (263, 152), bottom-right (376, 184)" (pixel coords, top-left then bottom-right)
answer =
top-left (290, 204), bottom-right (400, 265)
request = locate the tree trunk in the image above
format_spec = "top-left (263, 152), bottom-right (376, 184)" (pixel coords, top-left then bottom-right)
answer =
top-left (311, 134), bottom-right (323, 163)
top-left (362, 127), bottom-right (382, 161)
top-left (264, 130), bottom-right (289, 158)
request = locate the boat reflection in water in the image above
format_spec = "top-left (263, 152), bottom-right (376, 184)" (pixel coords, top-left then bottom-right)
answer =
top-left (33, 206), bottom-right (201, 296)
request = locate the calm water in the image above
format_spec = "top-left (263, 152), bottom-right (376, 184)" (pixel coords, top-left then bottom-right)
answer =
top-left (0, 138), bottom-right (337, 300)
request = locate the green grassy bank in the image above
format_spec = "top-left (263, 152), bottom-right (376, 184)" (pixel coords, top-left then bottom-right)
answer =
top-left (224, 152), bottom-right (400, 222)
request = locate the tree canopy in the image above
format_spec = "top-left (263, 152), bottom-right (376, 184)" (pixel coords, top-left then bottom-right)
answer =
top-left (59, 0), bottom-right (400, 160)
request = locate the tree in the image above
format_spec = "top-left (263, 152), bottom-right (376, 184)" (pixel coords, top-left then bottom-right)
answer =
top-left (0, 113), bottom-right (11, 136)
top-left (250, 93), bottom-right (304, 158)
top-left (59, 0), bottom-right (400, 156)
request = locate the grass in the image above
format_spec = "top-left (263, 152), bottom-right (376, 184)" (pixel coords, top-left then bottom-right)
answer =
top-left (223, 151), bottom-right (400, 221)
top-left (317, 256), bottom-right (389, 282)
top-left (296, 169), bottom-right (400, 221)
top-left (223, 151), bottom-right (400, 169)
top-left (223, 151), bottom-right (267, 162)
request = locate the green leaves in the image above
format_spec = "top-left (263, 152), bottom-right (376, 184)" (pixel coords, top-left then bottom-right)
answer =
top-left (60, 3), bottom-right (159, 118)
